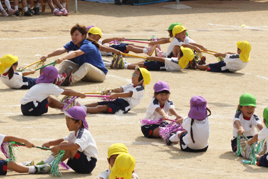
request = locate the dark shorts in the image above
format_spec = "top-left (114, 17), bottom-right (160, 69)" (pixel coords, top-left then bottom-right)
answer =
top-left (167, 52), bottom-right (175, 58)
top-left (257, 153), bottom-right (268, 167)
top-left (143, 61), bottom-right (165, 71)
top-left (110, 43), bottom-right (129, 53)
top-left (21, 99), bottom-right (48, 116)
top-left (98, 98), bottom-right (130, 114)
top-left (20, 77), bottom-right (37, 89)
top-left (0, 160), bottom-right (7, 175)
top-left (141, 122), bottom-right (168, 138)
top-left (207, 61), bottom-right (230, 72)
top-left (231, 136), bottom-right (253, 153)
top-left (67, 151), bottom-right (97, 174)
top-left (180, 132), bottom-right (208, 152)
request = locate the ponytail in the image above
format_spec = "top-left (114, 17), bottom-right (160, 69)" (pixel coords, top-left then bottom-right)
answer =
top-left (207, 108), bottom-right (211, 117)
top-left (190, 118), bottom-right (195, 143)
top-left (6, 61), bottom-right (18, 80)
top-left (86, 36), bottom-right (100, 49)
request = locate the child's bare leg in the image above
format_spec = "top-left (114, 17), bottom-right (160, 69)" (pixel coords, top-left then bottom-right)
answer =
top-left (8, 161), bottom-right (29, 173)
top-left (196, 64), bottom-right (209, 71)
top-left (151, 127), bottom-right (160, 138)
top-left (52, 0), bottom-right (63, 9)
top-left (126, 45), bottom-right (146, 54)
top-left (172, 46), bottom-right (180, 57)
top-left (48, 96), bottom-right (64, 109)
top-left (85, 102), bottom-right (98, 108)
top-left (46, 0), bottom-right (56, 10)
top-left (86, 105), bottom-right (108, 114)
top-left (127, 61), bottom-right (144, 69)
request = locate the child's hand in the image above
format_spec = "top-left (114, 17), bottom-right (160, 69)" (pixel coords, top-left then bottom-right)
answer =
top-left (55, 58), bottom-right (63, 64)
top-left (25, 140), bottom-right (35, 148)
top-left (175, 116), bottom-right (183, 124)
top-left (42, 142), bottom-right (51, 149)
top-left (115, 50), bottom-right (121, 55)
top-left (101, 90), bottom-right (109, 95)
top-left (117, 37), bottom-right (125, 41)
top-left (51, 145), bottom-right (61, 154)
top-left (238, 127), bottom-right (244, 136)
top-left (195, 47), bottom-right (201, 53)
top-left (214, 53), bottom-right (222, 57)
top-left (162, 114), bottom-right (169, 121)
top-left (40, 55), bottom-right (47, 62)
top-left (109, 93), bottom-right (117, 99)
top-left (79, 93), bottom-right (86, 98)
top-left (201, 46), bottom-right (207, 51)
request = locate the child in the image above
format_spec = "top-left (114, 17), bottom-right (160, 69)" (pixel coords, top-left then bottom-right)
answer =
top-left (166, 96), bottom-right (210, 152)
top-left (0, 0), bottom-right (17, 16)
top-left (122, 46), bottom-right (194, 71)
top-left (0, 54), bottom-right (37, 89)
top-left (84, 67), bottom-right (151, 114)
top-left (141, 81), bottom-right (183, 138)
top-left (195, 41), bottom-right (251, 72)
top-left (231, 93), bottom-right (263, 155)
top-left (97, 143), bottom-right (139, 179)
top-left (0, 134), bottom-right (51, 175)
top-left (20, 66), bottom-right (86, 116)
top-left (39, 106), bottom-right (98, 174)
top-left (247, 107), bottom-right (268, 167)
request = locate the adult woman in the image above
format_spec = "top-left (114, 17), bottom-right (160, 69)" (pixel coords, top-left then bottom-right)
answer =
top-left (41, 24), bottom-right (108, 86)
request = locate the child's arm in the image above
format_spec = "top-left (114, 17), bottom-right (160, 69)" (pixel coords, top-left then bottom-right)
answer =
top-left (22, 70), bottom-right (35, 76)
top-left (102, 87), bottom-right (124, 95)
top-left (42, 139), bottom-right (64, 148)
top-left (155, 107), bottom-right (169, 120)
top-left (62, 89), bottom-right (86, 98)
top-left (257, 123), bottom-right (264, 131)
top-left (148, 38), bottom-right (170, 45)
top-left (146, 56), bottom-right (165, 63)
top-left (99, 45), bottom-right (121, 55)
top-left (169, 108), bottom-right (183, 121)
top-left (214, 52), bottom-right (236, 58)
top-left (109, 91), bottom-right (133, 99)
top-left (41, 47), bottom-right (67, 61)
top-left (181, 44), bottom-right (201, 53)
top-left (189, 43), bottom-right (207, 51)
top-left (3, 136), bottom-right (35, 148)
top-left (51, 143), bottom-right (80, 154)
top-left (102, 37), bottom-right (125, 44)
top-left (234, 120), bottom-right (244, 135)
top-left (247, 134), bottom-right (258, 146)
top-left (55, 50), bottom-right (84, 64)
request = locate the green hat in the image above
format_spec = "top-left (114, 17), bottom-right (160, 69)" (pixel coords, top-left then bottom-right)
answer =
top-left (239, 93), bottom-right (256, 107)
top-left (167, 23), bottom-right (189, 36)
top-left (263, 107), bottom-right (268, 128)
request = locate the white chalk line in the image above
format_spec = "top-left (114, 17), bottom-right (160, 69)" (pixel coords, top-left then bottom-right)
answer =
top-left (107, 74), bottom-right (131, 83)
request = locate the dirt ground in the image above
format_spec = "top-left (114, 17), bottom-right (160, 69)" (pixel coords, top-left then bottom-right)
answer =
top-left (1, 0), bottom-right (268, 178)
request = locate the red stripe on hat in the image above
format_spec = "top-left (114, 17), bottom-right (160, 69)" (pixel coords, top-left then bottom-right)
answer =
top-left (74, 152), bottom-right (80, 159)
top-left (108, 108), bottom-right (112, 113)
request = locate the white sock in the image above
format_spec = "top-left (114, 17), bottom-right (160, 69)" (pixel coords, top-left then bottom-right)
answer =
top-left (28, 166), bottom-right (36, 174)
top-left (124, 64), bottom-right (128, 69)
top-left (60, 8), bottom-right (66, 11)
top-left (169, 131), bottom-right (182, 142)
top-left (14, 5), bottom-right (18, 10)
top-left (4, 0), bottom-right (11, 10)
top-left (62, 3), bottom-right (66, 8)
top-left (24, 7), bottom-right (28, 12)
top-left (143, 47), bottom-right (148, 53)
top-left (53, 8), bottom-right (58, 13)
top-left (44, 155), bottom-right (55, 163)
top-left (81, 105), bottom-right (87, 112)
top-left (35, 2), bottom-right (41, 7)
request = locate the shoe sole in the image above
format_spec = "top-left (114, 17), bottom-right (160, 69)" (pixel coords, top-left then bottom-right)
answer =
top-left (110, 56), bottom-right (117, 69)
top-left (117, 57), bottom-right (124, 69)
top-left (148, 45), bottom-right (157, 56)
top-left (61, 67), bottom-right (73, 86)
top-left (113, 55), bottom-right (121, 69)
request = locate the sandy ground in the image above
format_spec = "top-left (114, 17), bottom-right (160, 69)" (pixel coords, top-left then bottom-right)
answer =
top-left (1, 0), bottom-right (268, 178)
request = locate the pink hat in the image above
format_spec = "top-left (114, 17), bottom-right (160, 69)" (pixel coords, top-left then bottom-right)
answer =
top-left (153, 81), bottom-right (170, 93)
top-left (188, 96), bottom-right (208, 121)
top-left (64, 106), bottom-right (88, 130)
top-left (36, 66), bottom-right (58, 84)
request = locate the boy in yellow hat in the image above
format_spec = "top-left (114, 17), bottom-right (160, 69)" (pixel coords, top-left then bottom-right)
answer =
top-left (195, 41), bottom-right (251, 72)
top-left (83, 67), bottom-right (151, 114)
top-left (97, 143), bottom-right (138, 179)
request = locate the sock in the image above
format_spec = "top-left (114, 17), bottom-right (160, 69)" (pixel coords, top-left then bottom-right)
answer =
top-left (60, 8), bottom-right (66, 12)
top-left (81, 105), bottom-right (87, 112)
top-left (14, 5), bottom-right (18, 10)
top-left (124, 64), bottom-right (128, 69)
top-left (24, 7), bottom-right (28, 12)
top-left (4, 0), bottom-right (11, 10)
top-left (53, 8), bottom-right (58, 13)
top-left (35, 2), bottom-right (41, 7)
top-left (44, 155), bottom-right (55, 163)
top-left (28, 166), bottom-right (36, 174)
top-left (169, 131), bottom-right (182, 142)
top-left (62, 3), bottom-right (66, 8)
top-left (143, 47), bottom-right (148, 53)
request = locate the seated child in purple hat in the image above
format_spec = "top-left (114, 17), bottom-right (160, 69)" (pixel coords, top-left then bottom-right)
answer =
top-left (20, 66), bottom-right (86, 116)
top-left (141, 81), bottom-right (183, 138)
top-left (0, 134), bottom-right (51, 175)
top-left (39, 106), bottom-right (98, 174)
top-left (166, 96), bottom-right (211, 152)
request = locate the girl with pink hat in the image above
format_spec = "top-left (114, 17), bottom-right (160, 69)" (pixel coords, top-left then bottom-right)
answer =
top-left (166, 95), bottom-right (211, 152)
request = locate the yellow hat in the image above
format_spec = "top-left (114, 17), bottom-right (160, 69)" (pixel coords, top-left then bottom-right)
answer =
top-left (237, 41), bottom-right (251, 62)
top-left (172, 25), bottom-right (186, 37)
top-left (108, 143), bottom-right (128, 159)
top-left (179, 46), bottom-right (194, 69)
top-left (109, 153), bottom-right (136, 179)
top-left (88, 27), bottom-right (102, 38)
top-left (138, 67), bottom-right (151, 85)
top-left (0, 54), bottom-right (18, 74)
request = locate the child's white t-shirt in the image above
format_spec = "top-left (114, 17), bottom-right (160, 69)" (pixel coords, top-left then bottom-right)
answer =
top-left (162, 57), bottom-right (182, 72)
top-left (20, 83), bottom-right (64, 105)
top-left (0, 134), bottom-right (6, 146)
top-left (181, 117), bottom-right (210, 150)
top-left (221, 54), bottom-right (248, 72)
top-left (64, 128), bottom-right (98, 160)
top-left (258, 127), bottom-right (268, 153)
top-left (97, 169), bottom-right (139, 179)
top-left (144, 97), bottom-right (175, 121)
top-left (121, 84), bottom-right (144, 109)
top-left (0, 72), bottom-right (27, 89)
top-left (233, 111), bottom-right (261, 137)
top-left (164, 36), bottom-right (195, 57)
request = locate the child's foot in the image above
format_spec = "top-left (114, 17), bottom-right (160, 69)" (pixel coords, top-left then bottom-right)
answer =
top-left (24, 10), bottom-right (32, 16)
top-left (199, 56), bottom-right (206, 65)
top-left (22, 160), bottom-right (34, 166)
top-left (116, 55), bottom-right (125, 69)
top-left (8, 9), bottom-right (17, 16)
top-left (189, 60), bottom-right (198, 69)
top-left (110, 54), bottom-right (119, 69)
top-left (61, 9), bottom-right (69, 16)
top-left (60, 66), bottom-right (73, 86)
top-left (1, 9), bottom-right (9, 17)
top-left (28, 8), bottom-right (34, 15)
top-left (56, 73), bottom-right (67, 85)
top-left (33, 7), bottom-right (40, 15)
top-left (165, 133), bottom-right (173, 146)
top-left (35, 163), bottom-right (51, 174)
top-left (54, 9), bottom-right (63, 16)
top-left (147, 45), bottom-right (156, 56)
top-left (15, 10), bottom-right (21, 16)
top-left (155, 48), bottom-right (163, 57)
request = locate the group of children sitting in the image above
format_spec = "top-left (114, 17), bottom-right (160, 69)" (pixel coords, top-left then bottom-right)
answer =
top-left (0, 22), bottom-right (264, 177)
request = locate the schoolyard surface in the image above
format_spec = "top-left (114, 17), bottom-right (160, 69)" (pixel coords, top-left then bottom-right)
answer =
top-left (1, 0), bottom-right (268, 178)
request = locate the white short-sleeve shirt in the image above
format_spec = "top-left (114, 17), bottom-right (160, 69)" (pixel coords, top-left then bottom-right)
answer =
top-left (221, 54), bottom-right (248, 72)
top-left (97, 169), bottom-right (139, 179)
top-left (20, 83), bottom-right (64, 105)
top-left (258, 127), bottom-right (268, 153)
top-left (144, 97), bottom-right (175, 121)
top-left (181, 117), bottom-right (210, 150)
top-left (164, 36), bottom-right (195, 57)
top-left (64, 128), bottom-right (98, 160)
top-left (0, 134), bottom-right (6, 146)
top-left (233, 111), bottom-right (261, 137)
top-left (0, 72), bottom-right (27, 89)
top-left (121, 84), bottom-right (144, 109)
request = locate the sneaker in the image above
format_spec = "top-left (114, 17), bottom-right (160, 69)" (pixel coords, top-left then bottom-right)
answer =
top-left (8, 9), bottom-right (17, 16)
top-left (33, 7), bottom-right (39, 15)
top-left (28, 8), bottom-right (34, 15)
top-left (60, 66), bottom-right (73, 86)
top-left (61, 9), bottom-right (68, 16)
top-left (199, 56), bottom-right (206, 65)
top-left (22, 160), bottom-right (34, 166)
top-left (147, 45), bottom-right (156, 56)
top-left (1, 9), bottom-right (9, 17)
top-left (189, 60), bottom-right (198, 69)
top-left (24, 10), bottom-right (32, 16)
top-left (155, 48), bottom-right (163, 57)
top-left (116, 55), bottom-right (125, 69)
top-left (35, 163), bottom-right (51, 174)
top-left (110, 54), bottom-right (119, 69)
top-left (36, 161), bottom-right (45, 165)
top-left (54, 9), bottom-right (63, 16)
top-left (55, 73), bottom-right (67, 85)
top-left (165, 133), bottom-right (173, 146)
top-left (15, 10), bottom-right (21, 16)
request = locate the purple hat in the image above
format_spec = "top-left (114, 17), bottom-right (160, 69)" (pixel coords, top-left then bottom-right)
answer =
top-left (153, 81), bottom-right (170, 93)
top-left (64, 106), bottom-right (88, 130)
top-left (188, 96), bottom-right (208, 121)
top-left (36, 66), bottom-right (58, 84)
top-left (87, 26), bottom-right (94, 33)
